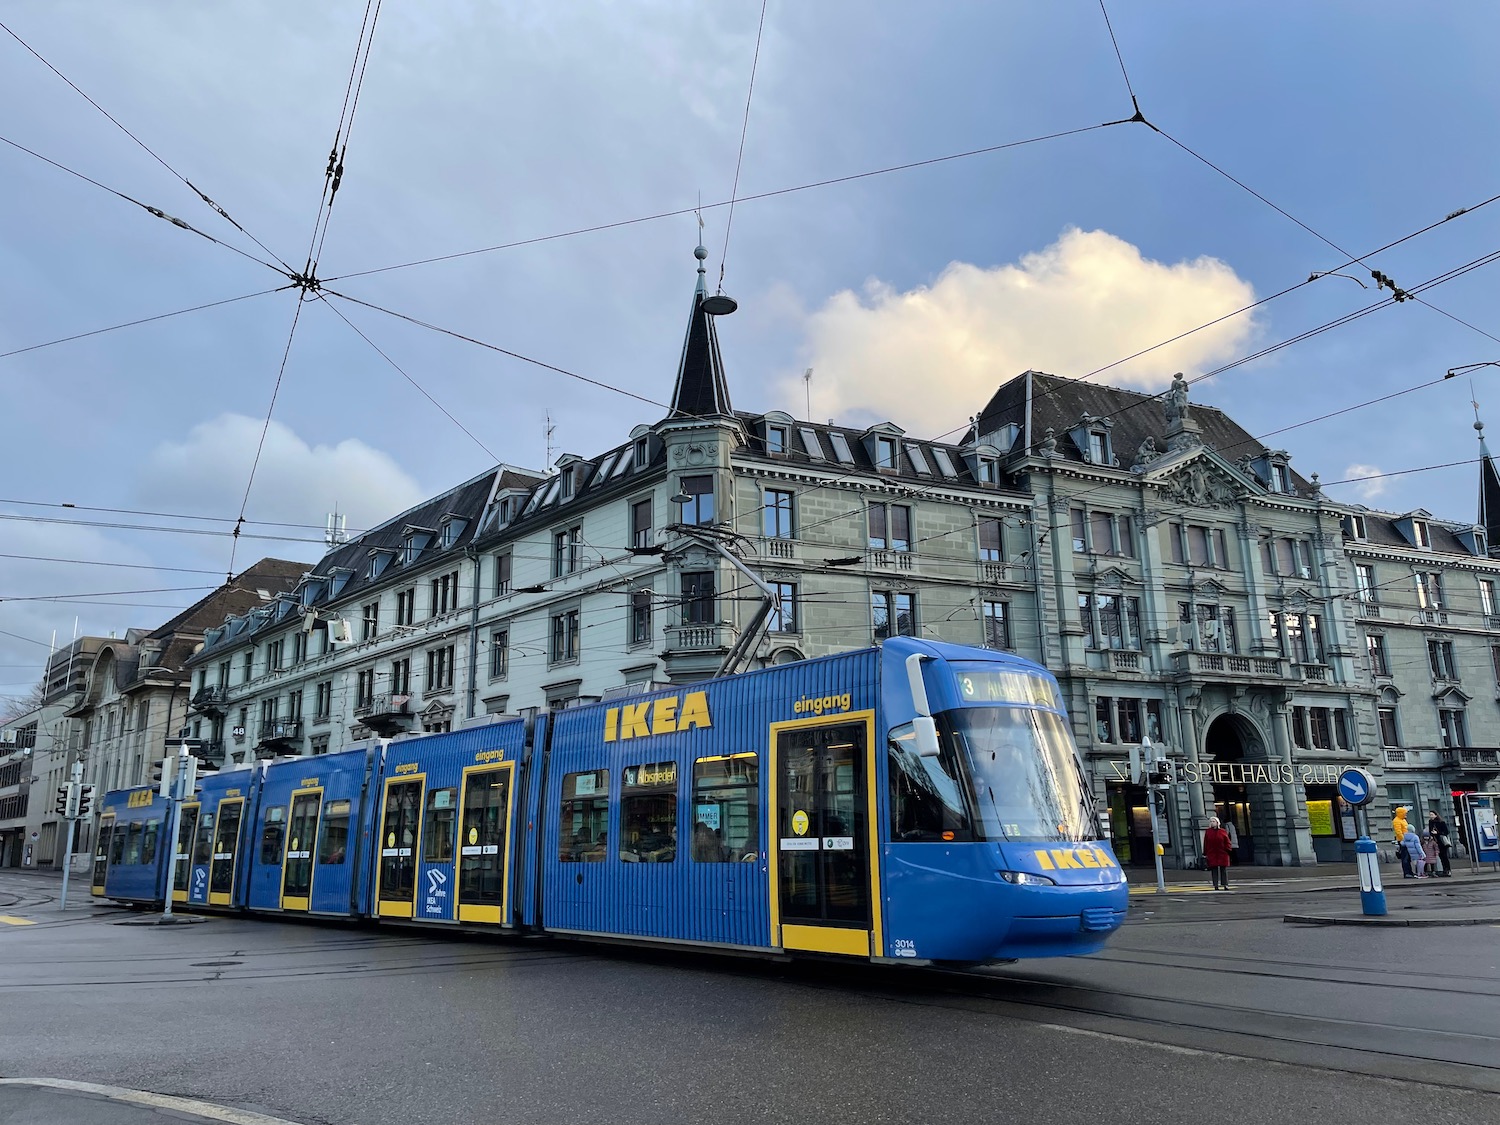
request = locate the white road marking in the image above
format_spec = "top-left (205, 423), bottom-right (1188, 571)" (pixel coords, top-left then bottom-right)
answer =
top-left (0, 1078), bottom-right (306, 1125)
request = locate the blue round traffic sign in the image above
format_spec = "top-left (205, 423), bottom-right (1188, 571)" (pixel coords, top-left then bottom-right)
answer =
top-left (1337, 767), bottom-right (1377, 808)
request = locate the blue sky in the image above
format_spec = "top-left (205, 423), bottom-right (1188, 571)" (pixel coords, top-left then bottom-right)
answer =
top-left (3, 1), bottom-right (1499, 695)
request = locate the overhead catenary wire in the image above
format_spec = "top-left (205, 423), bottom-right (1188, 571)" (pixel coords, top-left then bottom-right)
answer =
top-left (0, 553), bottom-right (227, 576)
top-left (0, 497), bottom-right (366, 534)
top-left (0, 18), bottom-right (294, 275)
top-left (717, 0), bottom-right (769, 293)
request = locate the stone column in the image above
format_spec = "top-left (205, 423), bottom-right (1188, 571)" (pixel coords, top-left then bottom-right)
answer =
top-left (1178, 694), bottom-right (1207, 867)
top-left (1271, 701), bottom-right (1318, 866)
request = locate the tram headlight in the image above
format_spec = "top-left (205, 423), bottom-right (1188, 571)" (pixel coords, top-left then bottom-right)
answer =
top-left (999, 870), bottom-right (1056, 886)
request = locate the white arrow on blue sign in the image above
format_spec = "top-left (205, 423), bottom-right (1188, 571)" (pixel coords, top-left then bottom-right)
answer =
top-left (1337, 767), bottom-right (1377, 807)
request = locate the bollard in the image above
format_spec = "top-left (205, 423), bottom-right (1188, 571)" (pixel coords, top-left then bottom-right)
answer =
top-left (1355, 835), bottom-right (1387, 916)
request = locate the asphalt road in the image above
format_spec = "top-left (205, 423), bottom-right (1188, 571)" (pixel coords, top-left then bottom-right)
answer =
top-left (1, 870), bottom-right (1497, 1124)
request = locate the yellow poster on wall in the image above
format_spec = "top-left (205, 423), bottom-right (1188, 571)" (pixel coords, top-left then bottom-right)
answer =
top-left (1306, 799), bottom-right (1335, 837)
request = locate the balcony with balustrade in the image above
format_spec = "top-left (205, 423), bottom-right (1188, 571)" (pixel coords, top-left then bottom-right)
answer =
top-left (1170, 650), bottom-right (1287, 683)
top-left (352, 693), bottom-right (412, 736)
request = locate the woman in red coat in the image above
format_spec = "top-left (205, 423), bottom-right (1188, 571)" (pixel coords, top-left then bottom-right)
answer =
top-left (1203, 817), bottom-right (1233, 890)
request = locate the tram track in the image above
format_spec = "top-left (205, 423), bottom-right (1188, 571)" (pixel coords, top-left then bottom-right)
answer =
top-left (1091, 949), bottom-right (1500, 998)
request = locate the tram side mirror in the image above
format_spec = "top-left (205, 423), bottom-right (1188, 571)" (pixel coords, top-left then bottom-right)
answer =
top-left (913, 715), bottom-right (941, 758)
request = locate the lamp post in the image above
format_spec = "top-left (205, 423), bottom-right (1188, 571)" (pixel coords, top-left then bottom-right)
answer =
top-left (142, 667), bottom-right (189, 919)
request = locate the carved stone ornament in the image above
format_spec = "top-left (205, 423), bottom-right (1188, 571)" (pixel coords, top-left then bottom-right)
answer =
top-left (1164, 461), bottom-right (1239, 509)
top-left (671, 441), bottom-right (719, 467)
top-left (1039, 427), bottom-right (1058, 457)
top-left (1132, 436), bottom-right (1161, 470)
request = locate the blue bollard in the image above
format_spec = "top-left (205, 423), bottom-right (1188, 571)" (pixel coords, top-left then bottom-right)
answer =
top-left (1355, 836), bottom-right (1387, 916)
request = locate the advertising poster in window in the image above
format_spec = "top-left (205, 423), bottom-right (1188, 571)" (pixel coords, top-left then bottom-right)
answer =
top-left (1337, 798), bottom-right (1358, 842)
top-left (1306, 799), bottom-right (1335, 837)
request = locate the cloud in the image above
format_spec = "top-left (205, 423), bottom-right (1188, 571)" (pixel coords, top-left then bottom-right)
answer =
top-left (139, 414), bottom-right (427, 535)
top-left (787, 228), bottom-right (1259, 437)
top-left (1342, 463), bottom-right (1388, 501)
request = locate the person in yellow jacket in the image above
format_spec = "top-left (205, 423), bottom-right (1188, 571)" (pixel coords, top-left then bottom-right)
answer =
top-left (1392, 806), bottom-right (1412, 877)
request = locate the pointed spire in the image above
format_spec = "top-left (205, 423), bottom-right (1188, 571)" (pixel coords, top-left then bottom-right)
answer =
top-left (1476, 408), bottom-right (1500, 556)
top-left (669, 241), bottom-right (735, 419)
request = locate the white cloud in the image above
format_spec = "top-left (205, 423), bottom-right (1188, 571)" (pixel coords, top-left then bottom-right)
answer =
top-left (1342, 463), bottom-right (1388, 501)
top-left (787, 228), bottom-right (1259, 437)
top-left (139, 414), bottom-right (427, 534)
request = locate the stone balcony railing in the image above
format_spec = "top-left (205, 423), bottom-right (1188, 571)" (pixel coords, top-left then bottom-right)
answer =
top-left (665, 622), bottom-right (738, 653)
top-left (1170, 650), bottom-right (1286, 681)
top-left (1440, 747), bottom-right (1500, 768)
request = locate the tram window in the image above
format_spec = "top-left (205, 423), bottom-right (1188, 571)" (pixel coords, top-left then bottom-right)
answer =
top-left (260, 806), bottom-right (286, 864)
top-left (95, 825), bottom-right (112, 862)
top-left (423, 788), bottom-right (458, 863)
top-left (560, 770), bottom-right (609, 862)
top-left (193, 812), bottom-right (215, 865)
top-left (124, 823), bottom-right (143, 865)
top-left (691, 753), bottom-right (759, 862)
top-left (620, 761), bottom-right (678, 863)
top-left (317, 800), bottom-right (352, 865)
top-left (888, 724), bottom-right (974, 842)
top-left (109, 824), bottom-right (126, 865)
top-left (141, 820), bottom-right (160, 866)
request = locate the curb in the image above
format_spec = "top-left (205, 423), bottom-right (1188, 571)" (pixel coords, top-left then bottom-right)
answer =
top-left (1282, 913), bottom-right (1500, 927)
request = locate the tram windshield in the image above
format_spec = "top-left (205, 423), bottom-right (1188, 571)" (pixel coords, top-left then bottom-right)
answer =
top-left (942, 706), bottom-right (1094, 843)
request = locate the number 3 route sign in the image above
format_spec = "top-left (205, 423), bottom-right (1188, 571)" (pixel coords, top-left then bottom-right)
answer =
top-left (1337, 767), bottom-right (1377, 808)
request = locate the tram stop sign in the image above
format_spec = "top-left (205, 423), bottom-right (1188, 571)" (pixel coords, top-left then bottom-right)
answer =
top-left (1337, 767), bottom-right (1377, 808)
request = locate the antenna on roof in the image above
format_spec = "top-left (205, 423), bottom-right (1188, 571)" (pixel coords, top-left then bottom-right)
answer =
top-left (325, 509), bottom-right (348, 548)
top-left (803, 368), bottom-right (813, 419)
top-left (545, 411), bottom-right (557, 472)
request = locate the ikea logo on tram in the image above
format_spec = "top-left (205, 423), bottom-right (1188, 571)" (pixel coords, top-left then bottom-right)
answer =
top-left (603, 691), bottom-right (711, 742)
top-left (1034, 847), bottom-right (1118, 871)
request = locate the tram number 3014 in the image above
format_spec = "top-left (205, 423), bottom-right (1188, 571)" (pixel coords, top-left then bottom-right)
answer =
top-left (892, 939), bottom-right (918, 959)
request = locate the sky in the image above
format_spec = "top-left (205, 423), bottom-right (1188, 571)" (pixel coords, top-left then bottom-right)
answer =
top-left (3, 1), bottom-right (1499, 702)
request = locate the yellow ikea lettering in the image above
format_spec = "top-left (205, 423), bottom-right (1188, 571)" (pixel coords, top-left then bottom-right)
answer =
top-left (1050, 849), bottom-right (1084, 869)
top-left (1077, 849), bottom-right (1100, 868)
top-left (1035, 850), bottom-right (1056, 871)
top-left (1092, 848), bottom-right (1117, 869)
top-left (604, 692), bottom-right (713, 742)
top-left (127, 790), bottom-right (154, 809)
top-left (652, 696), bottom-right (678, 735)
top-left (678, 691), bottom-right (711, 731)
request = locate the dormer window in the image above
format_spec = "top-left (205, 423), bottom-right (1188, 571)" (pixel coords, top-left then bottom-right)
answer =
top-left (977, 457), bottom-right (998, 484)
top-left (439, 516), bottom-right (468, 549)
top-left (634, 437), bottom-right (649, 469)
top-left (1272, 463), bottom-right (1292, 493)
top-left (876, 437), bottom-right (898, 470)
top-left (404, 535), bottom-right (420, 564)
top-left (1087, 432), bottom-right (1108, 465)
top-left (766, 425), bottom-right (787, 454)
top-left (1413, 520), bottom-right (1431, 549)
top-left (1342, 514), bottom-right (1367, 540)
top-left (560, 472), bottom-right (574, 500)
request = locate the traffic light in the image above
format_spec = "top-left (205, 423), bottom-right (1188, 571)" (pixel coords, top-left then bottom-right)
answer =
top-left (77, 785), bottom-right (95, 818)
top-left (149, 756), bottom-right (175, 798)
top-left (1148, 759), bottom-right (1174, 786)
top-left (55, 785), bottom-right (70, 814)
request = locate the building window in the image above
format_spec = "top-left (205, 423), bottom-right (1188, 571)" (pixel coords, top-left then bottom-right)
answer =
top-left (391, 657), bottom-right (411, 695)
top-left (768, 582), bottom-right (798, 633)
top-left (560, 469), bottom-right (574, 500)
top-left (872, 590), bottom-right (915, 641)
top-left (1344, 514), bottom-right (1367, 539)
top-left (286, 690), bottom-right (303, 724)
top-left (426, 646), bottom-right (455, 692)
top-left (264, 639), bottom-right (283, 671)
top-left (634, 437), bottom-right (649, 469)
top-left (630, 590), bottom-right (653, 646)
top-left (766, 425), bottom-right (787, 454)
top-left (490, 631), bottom-right (508, 679)
top-left (764, 490), bottom-right (795, 539)
top-left (396, 588), bottom-right (416, 626)
top-left (1428, 639), bottom-right (1458, 681)
top-left (1309, 708), bottom-right (1332, 750)
top-left (1481, 578), bottom-right (1497, 618)
top-left (217, 660), bottom-right (230, 688)
top-left (1116, 699), bottom-right (1142, 743)
top-left (679, 475), bottom-right (715, 526)
top-left (1271, 611), bottom-right (1324, 663)
top-left (552, 527), bottom-right (581, 577)
top-left (875, 436), bottom-right (898, 470)
top-left (868, 503), bottom-right (911, 552)
top-left (260, 697), bottom-right (277, 729)
top-left (1492, 644), bottom-right (1500, 685)
top-left (431, 570), bottom-right (460, 615)
top-left (1439, 707), bottom-right (1468, 749)
top-left (1271, 463), bottom-right (1292, 493)
top-left (1355, 564), bottom-right (1376, 603)
top-left (1072, 509), bottom-right (1088, 554)
top-left (361, 602), bottom-right (379, 641)
top-left (1415, 571), bottom-right (1443, 610)
top-left (1087, 431), bottom-right (1108, 465)
top-left (681, 571), bottom-right (716, 625)
top-left (1377, 706), bottom-right (1400, 748)
top-left (976, 456), bottom-right (998, 484)
top-left (1079, 593), bottom-right (1096, 649)
top-left (1333, 709), bottom-right (1351, 750)
top-left (1094, 697), bottom-right (1114, 743)
top-left (315, 681), bottom-right (332, 721)
top-left (1413, 520), bottom-right (1431, 549)
top-left (550, 609), bottom-right (580, 663)
top-left (242, 650), bottom-right (254, 682)
top-left (982, 600), bottom-right (1009, 650)
top-left (292, 632), bottom-right (308, 665)
top-left (494, 553), bottom-right (512, 596)
top-left (1368, 634), bottom-right (1390, 678)
top-left (631, 500), bottom-right (653, 549)
top-left (979, 517), bottom-right (1003, 562)
top-left (1179, 603), bottom-right (1236, 653)
top-left (310, 734), bottom-right (330, 756)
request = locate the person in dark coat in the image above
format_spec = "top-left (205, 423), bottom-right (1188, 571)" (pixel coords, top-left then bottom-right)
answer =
top-left (1428, 811), bottom-right (1453, 877)
top-left (1203, 817), bottom-right (1233, 890)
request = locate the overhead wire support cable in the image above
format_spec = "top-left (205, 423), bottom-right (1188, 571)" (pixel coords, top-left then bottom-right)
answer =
top-left (0, 19), bottom-right (295, 275)
top-left (717, 0), bottom-right (769, 293)
top-left (0, 133), bottom-right (288, 276)
top-left (324, 119), bottom-right (1129, 283)
top-left (0, 286), bottom-right (292, 362)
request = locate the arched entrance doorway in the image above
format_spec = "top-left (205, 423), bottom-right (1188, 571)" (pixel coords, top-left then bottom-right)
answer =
top-left (1205, 714), bottom-right (1259, 864)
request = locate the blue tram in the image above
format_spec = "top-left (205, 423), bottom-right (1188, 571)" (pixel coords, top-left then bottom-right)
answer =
top-left (93, 638), bottom-right (1127, 963)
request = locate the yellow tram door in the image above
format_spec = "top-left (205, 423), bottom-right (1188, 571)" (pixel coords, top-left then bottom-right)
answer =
top-left (769, 714), bottom-right (882, 958)
top-left (208, 797), bottom-right (245, 906)
top-left (279, 788), bottom-right (323, 911)
top-left (172, 803), bottom-right (200, 903)
top-left (457, 764), bottom-right (514, 925)
top-left (376, 775), bottom-right (424, 918)
top-left (91, 814), bottom-right (116, 895)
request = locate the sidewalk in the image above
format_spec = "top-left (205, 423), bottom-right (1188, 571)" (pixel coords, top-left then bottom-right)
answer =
top-left (1126, 860), bottom-right (1500, 895)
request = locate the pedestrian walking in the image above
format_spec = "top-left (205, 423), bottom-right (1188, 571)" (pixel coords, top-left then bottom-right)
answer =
top-left (1393, 806), bottom-right (1412, 878)
top-left (1224, 817), bottom-right (1240, 864)
top-left (1203, 817), bottom-right (1232, 890)
top-left (1402, 825), bottom-right (1427, 879)
top-left (1427, 810), bottom-right (1453, 877)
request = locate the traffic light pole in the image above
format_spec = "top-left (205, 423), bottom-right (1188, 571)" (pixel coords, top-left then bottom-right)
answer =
top-left (58, 761), bottom-right (82, 911)
top-left (160, 744), bottom-right (190, 921)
